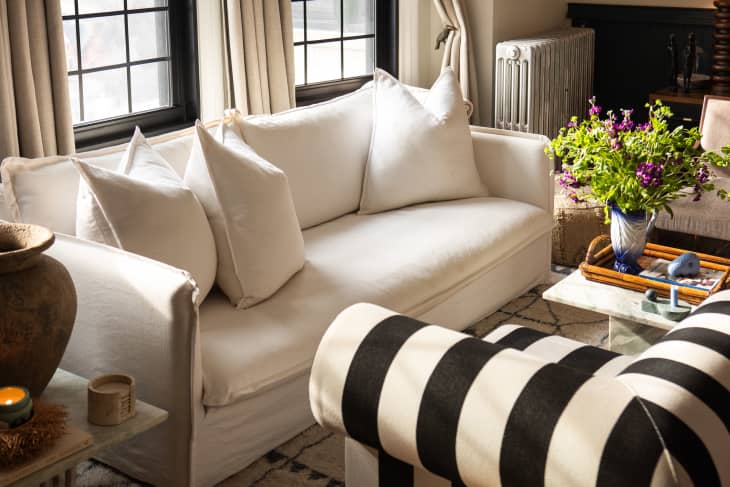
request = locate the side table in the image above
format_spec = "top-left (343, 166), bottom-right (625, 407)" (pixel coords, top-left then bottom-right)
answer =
top-left (0, 369), bottom-right (167, 487)
top-left (543, 270), bottom-right (691, 354)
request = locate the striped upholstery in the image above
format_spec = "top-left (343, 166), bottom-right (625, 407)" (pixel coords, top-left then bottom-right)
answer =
top-left (482, 324), bottom-right (635, 377)
top-left (309, 298), bottom-right (730, 487)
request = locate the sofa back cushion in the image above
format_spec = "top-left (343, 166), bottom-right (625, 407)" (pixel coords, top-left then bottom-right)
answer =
top-left (235, 86), bottom-right (373, 229)
top-left (1, 86), bottom-right (375, 234)
top-left (1, 126), bottom-right (196, 235)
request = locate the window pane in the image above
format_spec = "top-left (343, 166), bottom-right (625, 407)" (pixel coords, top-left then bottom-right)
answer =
top-left (307, 0), bottom-right (340, 41)
top-left (292, 1), bottom-right (304, 43)
top-left (294, 45), bottom-right (305, 85)
top-left (131, 61), bottom-right (171, 112)
top-left (82, 68), bottom-right (128, 122)
top-left (128, 11), bottom-right (170, 62)
top-left (77, 0), bottom-right (124, 15)
top-left (344, 0), bottom-right (374, 36)
top-left (68, 75), bottom-right (81, 124)
top-left (63, 20), bottom-right (78, 71)
top-left (127, 0), bottom-right (168, 8)
top-left (79, 16), bottom-right (126, 69)
top-left (343, 38), bottom-right (374, 78)
top-left (307, 42), bottom-right (341, 83)
top-left (60, 0), bottom-right (75, 16)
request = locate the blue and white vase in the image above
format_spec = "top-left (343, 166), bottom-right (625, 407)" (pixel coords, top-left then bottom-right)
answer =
top-left (609, 203), bottom-right (656, 274)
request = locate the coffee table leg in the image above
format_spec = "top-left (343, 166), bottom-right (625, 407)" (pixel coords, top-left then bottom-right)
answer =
top-left (609, 317), bottom-right (666, 355)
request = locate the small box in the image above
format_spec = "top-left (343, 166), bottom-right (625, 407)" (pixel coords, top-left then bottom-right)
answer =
top-left (87, 374), bottom-right (136, 426)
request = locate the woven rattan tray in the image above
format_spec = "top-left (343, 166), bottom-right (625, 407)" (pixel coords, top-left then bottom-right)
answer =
top-left (580, 234), bottom-right (730, 305)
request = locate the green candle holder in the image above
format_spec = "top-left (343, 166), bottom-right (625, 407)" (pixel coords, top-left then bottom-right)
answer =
top-left (0, 386), bottom-right (33, 428)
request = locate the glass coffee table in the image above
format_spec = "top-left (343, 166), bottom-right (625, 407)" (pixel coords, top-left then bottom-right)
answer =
top-left (543, 270), bottom-right (691, 354)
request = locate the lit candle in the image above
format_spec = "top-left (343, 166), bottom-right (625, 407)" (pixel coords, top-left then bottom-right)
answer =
top-left (670, 285), bottom-right (679, 308)
top-left (0, 386), bottom-right (33, 428)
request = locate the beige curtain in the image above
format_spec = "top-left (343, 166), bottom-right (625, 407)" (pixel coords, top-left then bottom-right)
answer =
top-left (224, 0), bottom-right (296, 115)
top-left (433, 0), bottom-right (480, 124)
top-left (0, 0), bottom-right (74, 159)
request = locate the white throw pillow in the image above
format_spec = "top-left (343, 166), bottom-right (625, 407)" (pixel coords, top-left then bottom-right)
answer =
top-left (233, 86), bottom-right (373, 229)
top-left (74, 128), bottom-right (217, 301)
top-left (184, 120), bottom-right (305, 309)
top-left (359, 68), bottom-right (486, 214)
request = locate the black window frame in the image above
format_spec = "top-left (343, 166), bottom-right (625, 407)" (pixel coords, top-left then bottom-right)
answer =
top-left (294, 0), bottom-right (398, 106)
top-left (64, 0), bottom-right (199, 150)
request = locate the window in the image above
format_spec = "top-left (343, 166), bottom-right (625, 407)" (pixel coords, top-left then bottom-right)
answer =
top-left (61, 0), bottom-right (198, 149)
top-left (292, 0), bottom-right (398, 105)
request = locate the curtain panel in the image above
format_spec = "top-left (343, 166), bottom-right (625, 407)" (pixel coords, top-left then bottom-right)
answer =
top-left (0, 0), bottom-right (74, 160)
top-left (223, 0), bottom-right (296, 115)
top-left (433, 0), bottom-right (480, 124)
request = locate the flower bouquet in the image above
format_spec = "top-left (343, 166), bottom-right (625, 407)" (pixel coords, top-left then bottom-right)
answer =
top-left (546, 98), bottom-right (730, 274)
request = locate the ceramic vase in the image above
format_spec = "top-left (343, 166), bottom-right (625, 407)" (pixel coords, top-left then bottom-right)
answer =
top-left (609, 203), bottom-right (656, 274)
top-left (0, 222), bottom-right (77, 396)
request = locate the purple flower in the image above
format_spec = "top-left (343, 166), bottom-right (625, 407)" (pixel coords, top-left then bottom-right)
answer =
top-left (696, 164), bottom-right (710, 184)
top-left (611, 139), bottom-right (622, 151)
top-left (638, 122), bottom-right (650, 131)
top-left (616, 109), bottom-right (635, 131)
top-left (636, 161), bottom-right (663, 188)
top-left (567, 120), bottom-right (577, 128)
top-left (617, 119), bottom-right (635, 131)
top-left (559, 167), bottom-right (584, 189)
top-left (603, 119), bottom-right (617, 137)
top-left (589, 105), bottom-right (602, 116)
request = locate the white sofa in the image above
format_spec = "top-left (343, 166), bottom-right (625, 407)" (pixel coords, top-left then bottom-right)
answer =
top-left (0, 88), bottom-right (554, 487)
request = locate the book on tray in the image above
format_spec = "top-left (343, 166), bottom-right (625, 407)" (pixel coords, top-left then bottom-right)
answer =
top-left (638, 257), bottom-right (725, 291)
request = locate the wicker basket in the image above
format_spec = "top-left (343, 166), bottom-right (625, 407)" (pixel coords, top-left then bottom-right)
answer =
top-left (552, 182), bottom-right (608, 266)
top-left (580, 235), bottom-right (730, 304)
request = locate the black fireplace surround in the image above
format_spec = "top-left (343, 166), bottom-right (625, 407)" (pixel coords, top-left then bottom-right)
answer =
top-left (568, 3), bottom-right (715, 124)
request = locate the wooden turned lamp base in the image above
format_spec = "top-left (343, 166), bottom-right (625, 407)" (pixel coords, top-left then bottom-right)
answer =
top-left (712, 1), bottom-right (730, 95)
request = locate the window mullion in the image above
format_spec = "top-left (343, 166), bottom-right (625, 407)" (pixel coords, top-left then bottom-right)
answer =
top-left (340, 0), bottom-right (344, 80)
top-left (74, 0), bottom-right (84, 122)
top-left (303, 0), bottom-right (308, 85)
top-left (124, 0), bottom-right (132, 114)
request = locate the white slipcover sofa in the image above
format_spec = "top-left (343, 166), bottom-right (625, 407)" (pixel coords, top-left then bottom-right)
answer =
top-left (0, 86), bottom-right (554, 486)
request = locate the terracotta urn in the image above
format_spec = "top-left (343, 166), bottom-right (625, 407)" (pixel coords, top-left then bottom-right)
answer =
top-left (0, 222), bottom-right (77, 397)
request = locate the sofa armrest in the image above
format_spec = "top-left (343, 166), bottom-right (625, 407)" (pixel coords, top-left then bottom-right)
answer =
top-left (310, 303), bottom-right (693, 487)
top-left (47, 234), bottom-right (202, 486)
top-left (471, 126), bottom-right (553, 213)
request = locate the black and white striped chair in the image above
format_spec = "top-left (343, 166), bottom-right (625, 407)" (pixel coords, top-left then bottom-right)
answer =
top-left (309, 295), bottom-right (730, 487)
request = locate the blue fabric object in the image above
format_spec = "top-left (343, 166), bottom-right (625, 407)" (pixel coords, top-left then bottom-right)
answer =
top-left (668, 253), bottom-right (701, 278)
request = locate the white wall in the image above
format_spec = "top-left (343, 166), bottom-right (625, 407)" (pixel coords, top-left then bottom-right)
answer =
top-left (403, 0), bottom-right (568, 124)
top-left (462, 0), bottom-right (568, 125)
top-left (406, 0), bottom-right (713, 126)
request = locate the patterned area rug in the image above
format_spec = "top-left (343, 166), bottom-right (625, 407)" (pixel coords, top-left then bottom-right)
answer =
top-left (76, 277), bottom-right (609, 487)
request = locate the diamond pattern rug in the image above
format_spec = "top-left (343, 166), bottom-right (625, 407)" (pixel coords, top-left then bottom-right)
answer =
top-left (76, 278), bottom-right (608, 486)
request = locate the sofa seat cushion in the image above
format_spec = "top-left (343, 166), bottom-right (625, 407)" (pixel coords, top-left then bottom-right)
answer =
top-left (199, 197), bottom-right (553, 407)
top-left (655, 177), bottom-right (730, 240)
